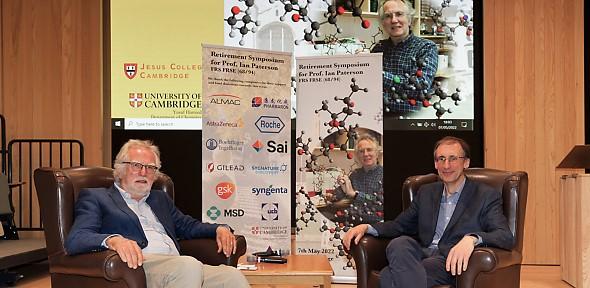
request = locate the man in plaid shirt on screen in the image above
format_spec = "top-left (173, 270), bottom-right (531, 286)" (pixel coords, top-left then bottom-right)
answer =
top-left (372, 0), bottom-right (439, 118)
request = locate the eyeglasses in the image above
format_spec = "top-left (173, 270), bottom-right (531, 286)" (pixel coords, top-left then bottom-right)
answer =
top-left (435, 155), bottom-right (466, 164)
top-left (383, 11), bottom-right (407, 20)
top-left (122, 161), bottom-right (160, 174)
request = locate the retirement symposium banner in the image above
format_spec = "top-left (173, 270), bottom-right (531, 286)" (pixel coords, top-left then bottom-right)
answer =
top-left (202, 45), bottom-right (292, 254)
top-left (110, 0), bottom-right (223, 130)
top-left (295, 53), bottom-right (383, 282)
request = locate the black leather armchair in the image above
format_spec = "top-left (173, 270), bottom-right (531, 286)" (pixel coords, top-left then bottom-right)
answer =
top-left (350, 168), bottom-right (528, 288)
top-left (34, 166), bottom-right (247, 288)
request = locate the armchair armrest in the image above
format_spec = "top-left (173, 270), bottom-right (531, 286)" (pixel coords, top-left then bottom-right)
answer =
top-left (456, 247), bottom-right (522, 288)
top-left (49, 250), bottom-right (146, 287)
top-left (179, 235), bottom-right (246, 267)
top-left (349, 235), bottom-right (392, 288)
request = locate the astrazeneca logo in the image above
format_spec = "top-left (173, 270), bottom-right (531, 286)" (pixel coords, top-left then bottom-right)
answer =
top-left (205, 138), bottom-right (218, 150)
top-left (215, 182), bottom-right (235, 199)
top-left (261, 203), bottom-right (279, 221)
top-left (210, 94), bottom-right (240, 105)
top-left (255, 116), bottom-right (285, 133)
top-left (124, 63), bottom-right (137, 79)
top-left (251, 96), bottom-right (262, 107)
top-left (251, 185), bottom-right (288, 196)
top-left (207, 162), bottom-right (245, 173)
top-left (129, 93), bottom-right (143, 108)
top-left (206, 206), bottom-right (221, 220)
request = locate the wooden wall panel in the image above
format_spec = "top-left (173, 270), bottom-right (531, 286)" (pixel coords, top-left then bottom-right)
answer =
top-left (0, 0), bottom-right (102, 166)
top-left (484, 0), bottom-right (585, 264)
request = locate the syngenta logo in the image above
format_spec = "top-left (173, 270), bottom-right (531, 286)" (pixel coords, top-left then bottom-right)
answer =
top-left (215, 182), bottom-right (235, 199)
top-left (255, 116), bottom-right (285, 133)
top-left (251, 185), bottom-right (288, 196)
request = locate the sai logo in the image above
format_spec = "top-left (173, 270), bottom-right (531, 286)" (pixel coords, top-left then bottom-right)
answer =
top-left (206, 138), bottom-right (218, 150)
top-left (215, 182), bottom-right (235, 199)
top-left (251, 96), bottom-right (263, 107)
top-left (252, 140), bottom-right (264, 152)
top-left (124, 63), bottom-right (137, 79)
top-left (206, 206), bottom-right (221, 220)
top-left (261, 203), bottom-right (279, 220)
top-left (129, 93), bottom-right (143, 108)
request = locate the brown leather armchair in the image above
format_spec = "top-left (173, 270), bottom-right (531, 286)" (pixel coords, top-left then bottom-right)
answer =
top-left (34, 166), bottom-right (247, 288)
top-left (349, 168), bottom-right (528, 288)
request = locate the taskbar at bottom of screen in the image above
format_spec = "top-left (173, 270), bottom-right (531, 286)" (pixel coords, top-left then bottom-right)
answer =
top-left (384, 119), bottom-right (474, 131)
top-left (111, 118), bottom-right (202, 130)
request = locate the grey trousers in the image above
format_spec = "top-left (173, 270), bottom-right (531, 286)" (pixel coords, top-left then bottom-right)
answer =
top-left (142, 254), bottom-right (250, 288)
top-left (379, 236), bottom-right (455, 288)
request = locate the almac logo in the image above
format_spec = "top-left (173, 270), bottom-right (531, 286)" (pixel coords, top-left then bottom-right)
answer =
top-left (255, 116), bottom-right (285, 133)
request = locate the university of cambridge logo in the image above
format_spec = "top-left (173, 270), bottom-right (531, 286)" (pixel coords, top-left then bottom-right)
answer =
top-left (129, 93), bottom-right (143, 108)
top-left (124, 63), bottom-right (137, 79)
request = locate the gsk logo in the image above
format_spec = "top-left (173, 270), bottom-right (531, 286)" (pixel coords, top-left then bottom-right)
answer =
top-left (215, 182), bottom-right (235, 199)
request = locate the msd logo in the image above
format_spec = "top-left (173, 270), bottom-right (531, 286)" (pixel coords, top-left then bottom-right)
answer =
top-left (255, 116), bottom-right (285, 133)
top-left (215, 182), bottom-right (235, 199)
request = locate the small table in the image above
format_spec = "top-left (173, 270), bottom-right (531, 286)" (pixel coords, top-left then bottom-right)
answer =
top-left (240, 254), bottom-right (333, 287)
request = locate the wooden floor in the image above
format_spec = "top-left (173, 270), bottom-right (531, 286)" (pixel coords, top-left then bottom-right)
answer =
top-left (7, 261), bottom-right (573, 287)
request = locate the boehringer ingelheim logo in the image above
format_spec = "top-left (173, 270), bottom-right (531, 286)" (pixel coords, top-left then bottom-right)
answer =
top-left (206, 138), bottom-right (218, 150)
top-left (255, 116), bottom-right (285, 133)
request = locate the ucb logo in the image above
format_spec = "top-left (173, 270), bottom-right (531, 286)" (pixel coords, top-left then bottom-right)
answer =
top-left (261, 203), bottom-right (279, 221)
top-left (267, 140), bottom-right (288, 153)
top-left (215, 182), bottom-right (235, 199)
top-left (224, 209), bottom-right (245, 217)
top-left (210, 94), bottom-right (240, 105)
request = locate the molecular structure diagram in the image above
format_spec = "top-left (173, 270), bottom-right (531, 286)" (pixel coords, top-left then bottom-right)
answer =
top-left (384, 57), bottom-right (461, 118)
top-left (296, 78), bottom-right (367, 172)
top-left (423, 0), bottom-right (474, 41)
top-left (226, 0), bottom-right (372, 48)
top-left (321, 28), bottom-right (382, 55)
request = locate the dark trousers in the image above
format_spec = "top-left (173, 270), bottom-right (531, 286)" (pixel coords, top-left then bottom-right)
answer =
top-left (379, 236), bottom-right (455, 288)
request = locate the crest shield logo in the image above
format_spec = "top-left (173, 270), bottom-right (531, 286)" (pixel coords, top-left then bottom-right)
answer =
top-left (124, 63), bottom-right (137, 79)
top-left (129, 93), bottom-right (143, 108)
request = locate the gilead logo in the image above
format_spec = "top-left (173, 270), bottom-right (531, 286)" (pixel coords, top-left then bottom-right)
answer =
top-left (215, 182), bottom-right (235, 199)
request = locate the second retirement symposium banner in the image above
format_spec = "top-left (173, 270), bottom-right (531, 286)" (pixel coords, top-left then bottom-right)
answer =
top-left (202, 45), bottom-right (292, 254)
top-left (295, 53), bottom-right (383, 282)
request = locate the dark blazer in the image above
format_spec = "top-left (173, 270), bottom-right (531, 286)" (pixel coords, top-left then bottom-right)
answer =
top-left (64, 185), bottom-right (220, 255)
top-left (372, 178), bottom-right (514, 257)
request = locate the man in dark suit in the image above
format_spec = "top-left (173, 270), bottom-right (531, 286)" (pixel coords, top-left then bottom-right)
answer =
top-left (65, 139), bottom-right (250, 287)
top-left (343, 136), bottom-right (514, 288)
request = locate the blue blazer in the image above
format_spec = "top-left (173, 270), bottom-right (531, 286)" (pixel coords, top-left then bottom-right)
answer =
top-left (372, 178), bottom-right (514, 257)
top-left (64, 186), bottom-right (219, 256)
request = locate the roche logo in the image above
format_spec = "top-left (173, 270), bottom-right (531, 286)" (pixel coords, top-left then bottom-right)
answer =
top-left (261, 203), bottom-right (279, 221)
top-left (206, 206), bottom-right (221, 220)
top-left (215, 182), bottom-right (235, 199)
top-left (255, 116), bottom-right (285, 133)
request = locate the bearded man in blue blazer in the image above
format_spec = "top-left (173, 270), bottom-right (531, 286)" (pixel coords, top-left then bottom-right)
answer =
top-left (65, 139), bottom-right (250, 288)
top-left (343, 136), bottom-right (514, 288)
